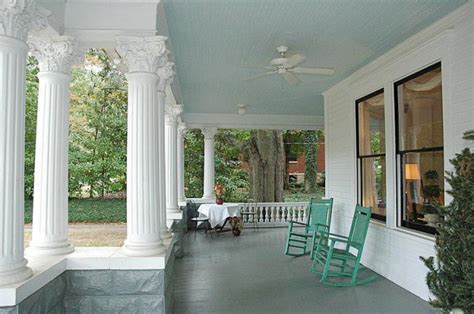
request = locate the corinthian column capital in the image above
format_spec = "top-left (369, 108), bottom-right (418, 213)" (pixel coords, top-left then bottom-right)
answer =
top-left (165, 104), bottom-right (183, 123)
top-left (116, 36), bottom-right (168, 73)
top-left (178, 122), bottom-right (187, 133)
top-left (157, 61), bottom-right (175, 92)
top-left (202, 128), bottom-right (218, 139)
top-left (0, 0), bottom-right (36, 41)
top-left (29, 36), bottom-right (84, 74)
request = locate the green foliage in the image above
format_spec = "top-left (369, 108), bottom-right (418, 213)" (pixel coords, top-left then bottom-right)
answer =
top-left (68, 49), bottom-right (128, 197)
top-left (304, 130), bottom-right (318, 192)
top-left (24, 48), bottom-right (325, 205)
top-left (283, 187), bottom-right (325, 202)
top-left (24, 57), bottom-right (39, 198)
top-left (24, 50), bottom-right (128, 199)
top-left (184, 129), bottom-right (250, 202)
top-left (284, 130), bottom-right (306, 161)
top-left (184, 130), bottom-right (204, 198)
top-left (25, 198), bottom-right (126, 223)
top-left (215, 129), bottom-right (250, 202)
top-left (420, 131), bottom-right (474, 313)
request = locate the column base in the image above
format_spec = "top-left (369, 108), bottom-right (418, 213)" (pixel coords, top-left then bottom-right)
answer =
top-left (122, 239), bottom-right (166, 257)
top-left (0, 259), bottom-right (33, 287)
top-left (161, 230), bottom-right (172, 240)
top-left (27, 240), bottom-right (74, 256)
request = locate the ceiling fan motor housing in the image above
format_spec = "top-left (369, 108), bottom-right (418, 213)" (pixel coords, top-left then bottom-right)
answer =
top-left (270, 57), bottom-right (288, 67)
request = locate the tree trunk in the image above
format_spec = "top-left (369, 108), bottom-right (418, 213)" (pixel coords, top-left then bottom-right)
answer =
top-left (246, 130), bottom-right (285, 202)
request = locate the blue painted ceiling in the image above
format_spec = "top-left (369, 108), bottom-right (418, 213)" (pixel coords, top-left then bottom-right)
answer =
top-left (163, 0), bottom-right (467, 116)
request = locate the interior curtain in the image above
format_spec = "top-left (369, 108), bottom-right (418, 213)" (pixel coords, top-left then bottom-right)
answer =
top-left (404, 72), bottom-right (441, 92)
top-left (360, 103), bottom-right (376, 208)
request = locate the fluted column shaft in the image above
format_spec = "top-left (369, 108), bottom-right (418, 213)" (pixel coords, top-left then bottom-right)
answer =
top-left (165, 105), bottom-right (183, 214)
top-left (177, 123), bottom-right (186, 204)
top-left (202, 128), bottom-right (217, 200)
top-left (0, 35), bottom-right (32, 284)
top-left (117, 36), bottom-right (169, 256)
top-left (123, 72), bottom-right (165, 255)
top-left (157, 91), bottom-right (171, 240)
top-left (28, 36), bottom-right (82, 256)
top-left (29, 72), bottom-right (73, 255)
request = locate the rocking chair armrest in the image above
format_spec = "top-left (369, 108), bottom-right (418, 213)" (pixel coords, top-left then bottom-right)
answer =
top-left (328, 237), bottom-right (351, 245)
top-left (319, 231), bottom-right (349, 240)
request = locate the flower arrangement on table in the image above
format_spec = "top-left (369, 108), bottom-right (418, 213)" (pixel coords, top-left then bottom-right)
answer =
top-left (214, 182), bottom-right (225, 204)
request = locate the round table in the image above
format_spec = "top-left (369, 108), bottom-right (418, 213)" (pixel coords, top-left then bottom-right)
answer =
top-left (197, 203), bottom-right (240, 228)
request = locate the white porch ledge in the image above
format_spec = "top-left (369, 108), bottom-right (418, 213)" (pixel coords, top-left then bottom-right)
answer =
top-left (167, 211), bottom-right (183, 221)
top-left (0, 243), bottom-right (175, 307)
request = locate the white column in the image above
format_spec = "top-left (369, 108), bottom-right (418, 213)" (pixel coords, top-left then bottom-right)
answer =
top-left (27, 36), bottom-right (83, 256)
top-left (117, 36), bottom-right (168, 256)
top-left (177, 123), bottom-right (187, 205)
top-left (201, 128), bottom-right (218, 201)
top-left (157, 62), bottom-right (174, 240)
top-left (0, 1), bottom-right (35, 285)
top-left (165, 104), bottom-right (183, 214)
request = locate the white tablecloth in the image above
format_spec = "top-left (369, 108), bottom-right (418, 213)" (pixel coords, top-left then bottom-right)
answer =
top-left (197, 203), bottom-right (240, 228)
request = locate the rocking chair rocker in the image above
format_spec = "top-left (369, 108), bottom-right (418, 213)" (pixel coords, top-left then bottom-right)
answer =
top-left (284, 198), bottom-right (333, 257)
top-left (310, 205), bottom-right (377, 286)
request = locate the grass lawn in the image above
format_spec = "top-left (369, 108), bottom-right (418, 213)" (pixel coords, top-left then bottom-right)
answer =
top-left (283, 186), bottom-right (325, 202)
top-left (24, 198), bottom-right (126, 224)
top-left (24, 187), bottom-right (324, 224)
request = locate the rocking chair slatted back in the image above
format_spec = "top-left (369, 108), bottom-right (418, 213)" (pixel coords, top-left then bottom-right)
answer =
top-left (347, 205), bottom-right (372, 249)
top-left (307, 198), bottom-right (333, 233)
top-left (310, 198), bottom-right (334, 233)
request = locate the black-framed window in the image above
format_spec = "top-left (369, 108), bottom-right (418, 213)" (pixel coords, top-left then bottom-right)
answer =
top-left (395, 62), bottom-right (443, 234)
top-left (356, 89), bottom-right (386, 221)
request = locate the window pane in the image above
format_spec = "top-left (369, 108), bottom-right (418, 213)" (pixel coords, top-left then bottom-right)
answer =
top-left (397, 65), bottom-right (443, 151)
top-left (361, 156), bottom-right (386, 219)
top-left (401, 150), bottom-right (444, 233)
top-left (358, 92), bottom-right (385, 155)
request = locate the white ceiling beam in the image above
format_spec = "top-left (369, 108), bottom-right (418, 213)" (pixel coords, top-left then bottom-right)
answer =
top-left (63, 0), bottom-right (164, 48)
top-left (182, 113), bottom-right (324, 131)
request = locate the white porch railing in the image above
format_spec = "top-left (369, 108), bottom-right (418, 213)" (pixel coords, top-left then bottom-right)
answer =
top-left (238, 202), bottom-right (309, 227)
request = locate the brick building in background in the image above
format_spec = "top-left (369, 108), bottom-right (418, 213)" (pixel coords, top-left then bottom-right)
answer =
top-left (287, 143), bottom-right (325, 185)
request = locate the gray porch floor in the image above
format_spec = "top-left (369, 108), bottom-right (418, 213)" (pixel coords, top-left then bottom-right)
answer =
top-left (174, 228), bottom-right (436, 314)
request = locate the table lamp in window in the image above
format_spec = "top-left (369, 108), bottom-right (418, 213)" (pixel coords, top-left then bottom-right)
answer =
top-left (405, 163), bottom-right (421, 222)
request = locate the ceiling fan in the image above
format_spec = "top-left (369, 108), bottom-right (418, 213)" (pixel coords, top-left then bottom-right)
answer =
top-left (243, 46), bottom-right (335, 85)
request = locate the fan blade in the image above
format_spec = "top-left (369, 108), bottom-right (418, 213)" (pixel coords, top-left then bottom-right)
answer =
top-left (243, 71), bottom-right (277, 81)
top-left (292, 67), bottom-right (335, 75)
top-left (284, 54), bottom-right (306, 68)
top-left (282, 71), bottom-right (301, 85)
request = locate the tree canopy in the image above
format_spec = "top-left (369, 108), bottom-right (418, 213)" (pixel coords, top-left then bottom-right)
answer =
top-left (24, 50), bottom-right (324, 202)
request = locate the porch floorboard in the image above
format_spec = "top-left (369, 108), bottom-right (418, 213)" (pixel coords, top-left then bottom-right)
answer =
top-left (174, 228), bottom-right (436, 314)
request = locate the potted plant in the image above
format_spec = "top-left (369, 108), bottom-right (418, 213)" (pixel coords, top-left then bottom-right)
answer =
top-left (422, 170), bottom-right (441, 226)
top-left (229, 216), bottom-right (243, 236)
top-left (422, 204), bottom-right (440, 226)
top-left (420, 130), bottom-right (474, 313)
top-left (214, 182), bottom-right (225, 205)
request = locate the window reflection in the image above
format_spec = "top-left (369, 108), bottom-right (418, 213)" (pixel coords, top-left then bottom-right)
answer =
top-left (357, 90), bottom-right (386, 221)
top-left (396, 63), bottom-right (444, 234)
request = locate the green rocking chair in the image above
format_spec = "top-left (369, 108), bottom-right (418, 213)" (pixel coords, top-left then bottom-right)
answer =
top-left (310, 205), bottom-right (377, 286)
top-left (284, 198), bottom-right (334, 257)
